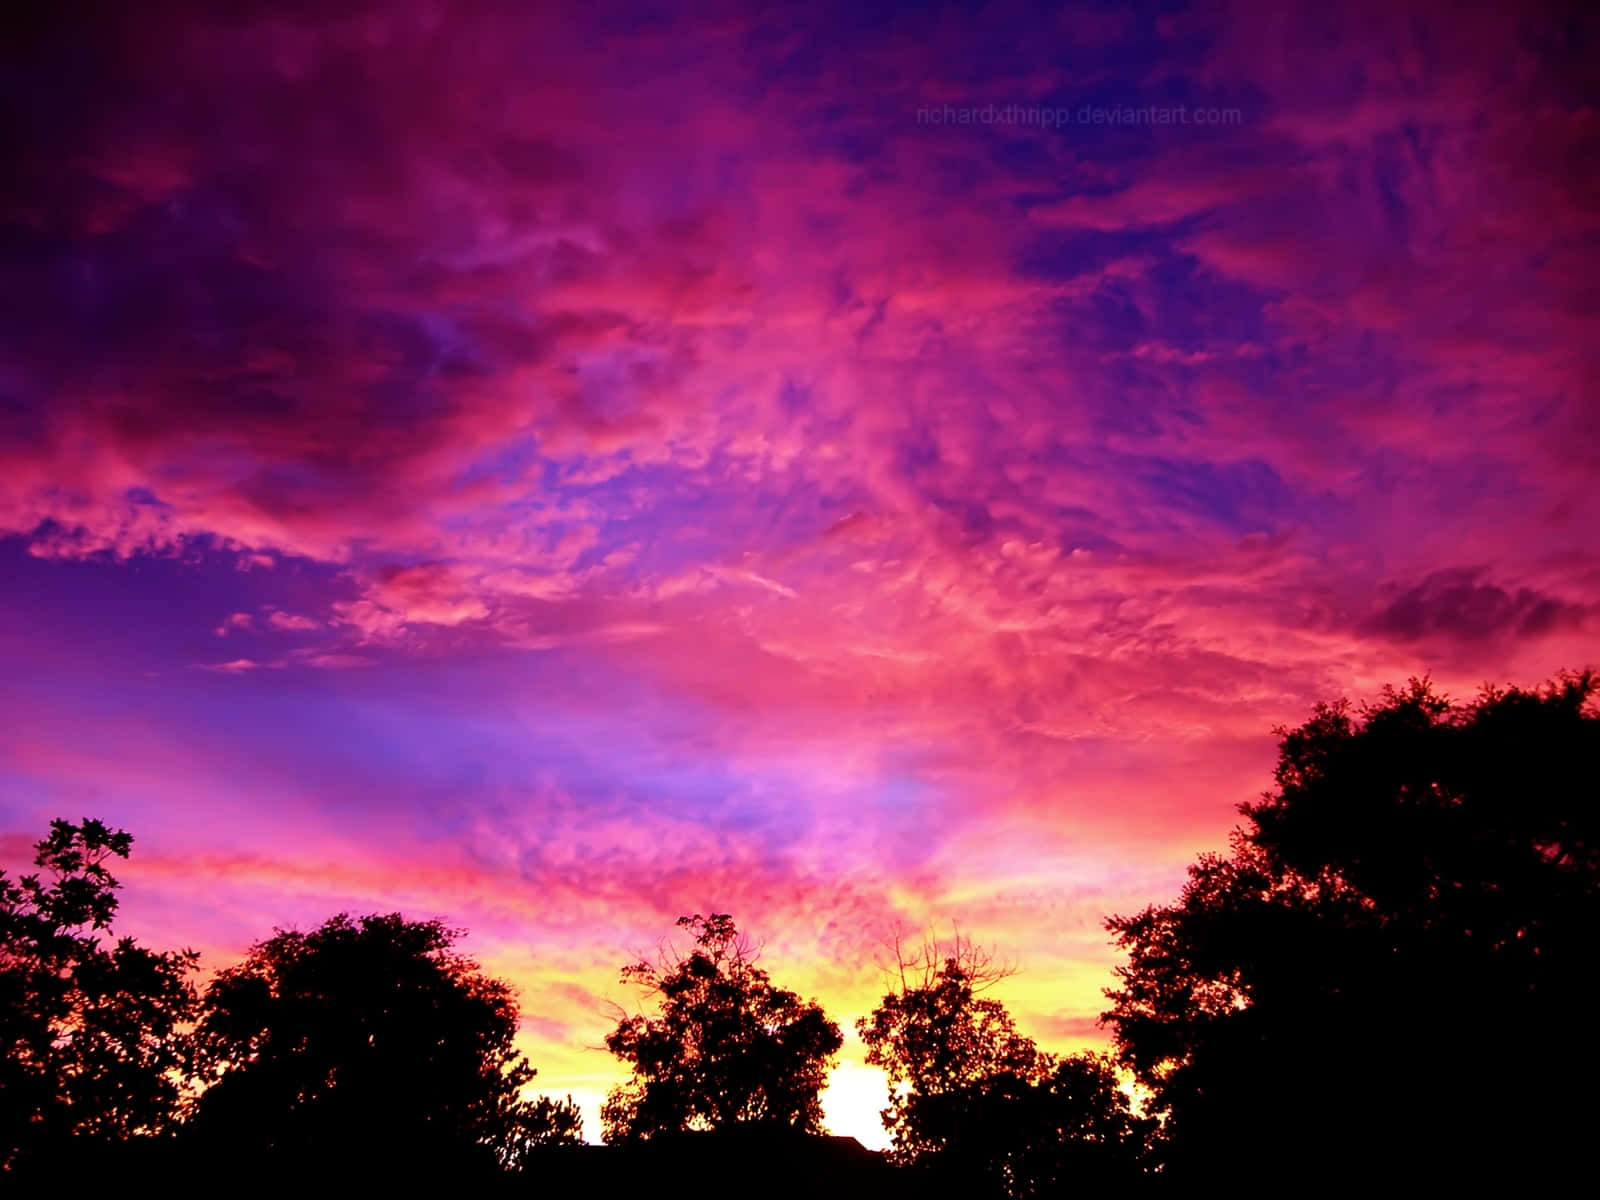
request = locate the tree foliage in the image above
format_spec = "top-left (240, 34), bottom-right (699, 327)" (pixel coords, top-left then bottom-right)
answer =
top-left (602, 913), bottom-right (843, 1141)
top-left (858, 933), bottom-right (1041, 1159)
top-left (0, 818), bottom-right (197, 1171)
top-left (1104, 672), bottom-right (1600, 1178)
top-left (860, 933), bottom-right (1151, 1194)
top-left (188, 911), bottom-right (580, 1171)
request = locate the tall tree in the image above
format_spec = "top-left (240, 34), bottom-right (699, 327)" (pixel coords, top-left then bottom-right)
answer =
top-left (1104, 672), bottom-right (1600, 1179)
top-left (188, 911), bottom-right (580, 1173)
top-left (602, 913), bottom-right (842, 1141)
top-left (0, 818), bottom-right (197, 1171)
top-left (860, 934), bottom-right (1150, 1194)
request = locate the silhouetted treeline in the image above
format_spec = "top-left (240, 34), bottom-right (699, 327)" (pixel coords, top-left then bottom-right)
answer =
top-left (3, 670), bottom-right (1595, 1190)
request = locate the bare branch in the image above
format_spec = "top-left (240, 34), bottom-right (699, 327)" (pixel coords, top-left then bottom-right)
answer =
top-left (875, 920), bottom-right (1017, 996)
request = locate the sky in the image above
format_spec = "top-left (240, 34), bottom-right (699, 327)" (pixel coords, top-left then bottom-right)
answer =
top-left (1, 0), bottom-right (1596, 1146)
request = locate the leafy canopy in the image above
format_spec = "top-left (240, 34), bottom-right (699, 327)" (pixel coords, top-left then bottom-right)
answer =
top-left (0, 818), bottom-right (197, 1171)
top-left (1103, 672), bottom-right (1600, 1178)
top-left (860, 933), bottom-right (1151, 1193)
top-left (602, 913), bottom-right (843, 1141)
top-left (189, 911), bottom-right (581, 1170)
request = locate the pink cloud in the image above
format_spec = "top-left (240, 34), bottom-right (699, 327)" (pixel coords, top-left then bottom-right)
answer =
top-left (200, 658), bottom-right (268, 674)
top-left (264, 609), bottom-right (320, 632)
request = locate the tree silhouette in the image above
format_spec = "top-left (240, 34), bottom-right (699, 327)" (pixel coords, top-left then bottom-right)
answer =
top-left (187, 911), bottom-right (580, 1173)
top-left (861, 932), bottom-right (1150, 1194)
top-left (0, 818), bottom-right (197, 1171)
top-left (858, 932), bottom-right (1040, 1162)
top-left (1104, 671), bottom-right (1600, 1180)
top-left (601, 913), bottom-right (843, 1141)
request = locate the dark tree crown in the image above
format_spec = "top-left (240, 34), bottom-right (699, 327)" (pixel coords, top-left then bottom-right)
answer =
top-left (1103, 670), bottom-right (1600, 1180)
top-left (602, 913), bottom-right (843, 1141)
top-left (0, 819), bottom-right (198, 1171)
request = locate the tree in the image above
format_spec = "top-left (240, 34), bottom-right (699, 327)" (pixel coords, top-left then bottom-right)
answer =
top-left (0, 818), bottom-right (197, 1171)
top-left (860, 932), bottom-right (1150, 1195)
top-left (929, 1054), bottom-right (1156, 1196)
top-left (1103, 671), bottom-right (1600, 1180)
top-left (601, 913), bottom-right (843, 1141)
top-left (858, 932), bottom-right (1042, 1162)
top-left (187, 911), bottom-right (580, 1173)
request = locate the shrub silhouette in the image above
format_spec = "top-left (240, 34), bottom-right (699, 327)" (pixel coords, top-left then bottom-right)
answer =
top-left (1104, 671), bottom-right (1600, 1180)
top-left (602, 913), bottom-right (843, 1141)
top-left (0, 819), bottom-right (197, 1172)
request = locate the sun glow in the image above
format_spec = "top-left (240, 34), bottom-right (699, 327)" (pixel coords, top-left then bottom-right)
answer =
top-left (821, 1058), bottom-right (893, 1152)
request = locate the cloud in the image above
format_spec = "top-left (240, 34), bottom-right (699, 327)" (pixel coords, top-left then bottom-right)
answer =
top-left (1365, 569), bottom-right (1590, 646)
top-left (199, 658), bottom-right (268, 674)
top-left (215, 612), bottom-right (253, 636)
top-left (264, 609), bottom-right (320, 632)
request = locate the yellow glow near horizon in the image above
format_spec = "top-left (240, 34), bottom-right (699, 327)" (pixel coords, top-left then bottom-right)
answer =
top-left (547, 1060), bottom-right (893, 1149)
top-left (821, 1058), bottom-right (893, 1150)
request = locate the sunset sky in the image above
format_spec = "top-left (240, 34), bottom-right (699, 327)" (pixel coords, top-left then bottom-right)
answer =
top-left (1, 0), bottom-right (1595, 1145)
